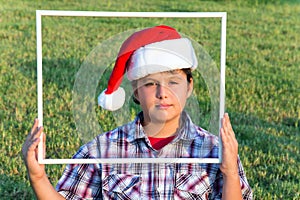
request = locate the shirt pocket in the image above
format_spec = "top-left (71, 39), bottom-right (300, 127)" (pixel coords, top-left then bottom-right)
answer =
top-left (174, 172), bottom-right (212, 200)
top-left (102, 174), bottom-right (141, 200)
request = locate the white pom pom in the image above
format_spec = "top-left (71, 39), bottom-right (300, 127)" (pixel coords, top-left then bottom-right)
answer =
top-left (98, 87), bottom-right (126, 111)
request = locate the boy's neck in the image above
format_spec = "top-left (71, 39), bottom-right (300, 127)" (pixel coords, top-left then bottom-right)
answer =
top-left (142, 117), bottom-right (180, 138)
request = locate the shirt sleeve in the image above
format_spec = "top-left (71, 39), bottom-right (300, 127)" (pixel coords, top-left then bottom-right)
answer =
top-left (237, 157), bottom-right (253, 199)
top-left (210, 156), bottom-right (253, 200)
top-left (55, 145), bottom-right (103, 199)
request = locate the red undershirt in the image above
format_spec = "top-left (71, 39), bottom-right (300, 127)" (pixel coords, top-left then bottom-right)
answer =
top-left (148, 135), bottom-right (176, 150)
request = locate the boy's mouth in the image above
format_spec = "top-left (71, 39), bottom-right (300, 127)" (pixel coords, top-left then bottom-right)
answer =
top-left (155, 104), bottom-right (172, 109)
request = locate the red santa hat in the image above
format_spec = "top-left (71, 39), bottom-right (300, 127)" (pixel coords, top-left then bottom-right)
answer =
top-left (98, 25), bottom-right (198, 111)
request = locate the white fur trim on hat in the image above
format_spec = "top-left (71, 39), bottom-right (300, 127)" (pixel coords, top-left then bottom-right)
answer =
top-left (127, 38), bottom-right (198, 81)
top-left (98, 87), bottom-right (125, 111)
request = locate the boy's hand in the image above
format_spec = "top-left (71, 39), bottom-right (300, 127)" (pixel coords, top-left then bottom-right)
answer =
top-left (220, 113), bottom-right (239, 178)
top-left (22, 118), bottom-right (46, 182)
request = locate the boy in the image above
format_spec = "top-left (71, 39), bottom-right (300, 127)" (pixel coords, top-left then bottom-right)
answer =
top-left (22, 25), bottom-right (252, 199)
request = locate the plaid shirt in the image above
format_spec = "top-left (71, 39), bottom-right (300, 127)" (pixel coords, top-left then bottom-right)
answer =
top-left (56, 112), bottom-right (252, 199)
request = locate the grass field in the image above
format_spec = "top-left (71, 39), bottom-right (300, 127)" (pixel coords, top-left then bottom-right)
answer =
top-left (0, 0), bottom-right (299, 199)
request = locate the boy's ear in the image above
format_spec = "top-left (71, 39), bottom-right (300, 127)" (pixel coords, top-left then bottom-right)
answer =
top-left (133, 90), bottom-right (139, 101)
top-left (132, 90), bottom-right (141, 105)
top-left (131, 81), bottom-right (140, 103)
top-left (187, 78), bottom-right (194, 98)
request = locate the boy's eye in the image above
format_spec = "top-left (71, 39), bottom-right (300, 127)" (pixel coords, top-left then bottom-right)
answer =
top-left (144, 82), bottom-right (157, 87)
top-left (169, 81), bottom-right (178, 85)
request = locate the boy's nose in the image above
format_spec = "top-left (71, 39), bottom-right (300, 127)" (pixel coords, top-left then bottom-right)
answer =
top-left (156, 84), bottom-right (168, 99)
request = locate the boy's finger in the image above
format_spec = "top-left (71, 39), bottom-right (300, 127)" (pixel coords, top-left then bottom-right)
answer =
top-left (28, 126), bottom-right (43, 146)
top-left (43, 133), bottom-right (46, 159)
top-left (28, 137), bottom-right (40, 151)
top-left (29, 119), bottom-right (39, 135)
top-left (28, 119), bottom-right (41, 141)
top-left (222, 115), bottom-right (230, 136)
top-left (225, 114), bottom-right (234, 132)
top-left (223, 113), bottom-right (235, 138)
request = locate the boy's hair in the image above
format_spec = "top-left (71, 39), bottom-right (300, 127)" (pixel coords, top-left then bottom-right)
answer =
top-left (131, 68), bottom-right (193, 105)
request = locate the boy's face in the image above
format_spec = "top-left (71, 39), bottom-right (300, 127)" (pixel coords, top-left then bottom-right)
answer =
top-left (134, 69), bottom-right (193, 125)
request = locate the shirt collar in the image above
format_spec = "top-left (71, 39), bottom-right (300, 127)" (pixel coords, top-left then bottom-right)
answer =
top-left (173, 111), bottom-right (199, 141)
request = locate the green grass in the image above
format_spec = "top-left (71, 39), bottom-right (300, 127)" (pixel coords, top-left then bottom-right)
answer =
top-left (0, 0), bottom-right (299, 199)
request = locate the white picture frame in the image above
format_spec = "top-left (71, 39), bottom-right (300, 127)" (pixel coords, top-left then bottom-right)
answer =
top-left (36, 10), bottom-right (227, 164)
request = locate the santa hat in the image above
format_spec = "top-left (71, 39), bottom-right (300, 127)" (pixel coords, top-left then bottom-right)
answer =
top-left (98, 25), bottom-right (198, 111)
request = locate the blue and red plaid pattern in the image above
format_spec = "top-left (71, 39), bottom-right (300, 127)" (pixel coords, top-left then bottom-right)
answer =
top-left (56, 112), bottom-right (252, 199)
